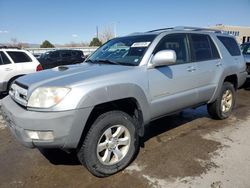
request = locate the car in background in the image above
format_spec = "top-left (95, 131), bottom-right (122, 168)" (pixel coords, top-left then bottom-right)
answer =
top-left (38, 49), bottom-right (85, 69)
top-left (0, 47), bottom-right (41, 93)
top-left (241, 42), bottom-right (250, 78)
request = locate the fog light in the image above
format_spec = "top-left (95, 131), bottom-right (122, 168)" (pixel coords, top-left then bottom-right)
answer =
top-left (25, 130), bottom-right (54, 141)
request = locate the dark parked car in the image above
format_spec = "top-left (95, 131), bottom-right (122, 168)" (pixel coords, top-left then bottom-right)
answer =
top-left (38, 49), bottom-right (85, 69)
top-left (241, 42), bottom-right (250, 78)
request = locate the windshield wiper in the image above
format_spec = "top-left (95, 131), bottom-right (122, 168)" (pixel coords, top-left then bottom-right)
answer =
top-left (85, 59), bottom-right (95, 64)
top-left (96, 59), bottom-right (120, 65)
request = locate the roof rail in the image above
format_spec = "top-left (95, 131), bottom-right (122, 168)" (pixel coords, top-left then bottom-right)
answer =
top-left (146, 26), bottom-right (223, 33)
top-left (147, 27), bottom-right (174, 33)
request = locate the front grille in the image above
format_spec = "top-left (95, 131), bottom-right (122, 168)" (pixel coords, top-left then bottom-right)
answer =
top-left (247, 63), bottom-right (250, 75)
top-left (9, 82), bottom-right (28, 107)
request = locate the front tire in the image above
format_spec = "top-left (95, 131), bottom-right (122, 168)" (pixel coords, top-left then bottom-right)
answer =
top-left (207, 82), bottom-right (236, 120)
top-left (77, 111), bottom-right (139, 177)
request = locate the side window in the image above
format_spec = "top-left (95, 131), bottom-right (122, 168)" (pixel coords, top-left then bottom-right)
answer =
top-left (0, 52), bottom-right (12, 65)
top-left (61, 51), bottom-right (72, 58)
top-left (208, 37), bottom-right (220, 59)
top-left (50, 51), bottom-right (60, 59)
top-left (217, 36), bottom-right (241, 56)
top-left (72, 51), bottom-right (78, 56)
top-left (7, 51), bottom-right (32, 63)
top-left (190, 34), bottom-right (217, 62)
top-left (154, 34), bottom-right (189, 64)
top-left (241, 44), bottom-right (250, 55)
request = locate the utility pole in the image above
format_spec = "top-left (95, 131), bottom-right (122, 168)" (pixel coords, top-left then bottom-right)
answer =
top-left (114, 23), bottom-right (117, 37)
top-left (96, 26), bottom-right (99, 39)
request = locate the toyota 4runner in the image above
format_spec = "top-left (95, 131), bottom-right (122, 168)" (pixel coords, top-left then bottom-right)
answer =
top-left (1, 27), bottom-right (247, 177)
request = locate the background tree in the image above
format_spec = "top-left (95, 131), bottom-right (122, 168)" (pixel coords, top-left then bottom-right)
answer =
top-left (40, 40), bottom-right (55, 48)
top-left (10, 38), bottom-right (18, 46)
top-left (89, 37), bottom-right (102, 46)
top-left (9, 38), bottom-right (29, 48)
top-left (100, 26), bottom-right (115, 43)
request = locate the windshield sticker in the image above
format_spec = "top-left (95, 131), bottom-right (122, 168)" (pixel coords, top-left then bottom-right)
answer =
top-left (131, 42), bottom-right (151, 48)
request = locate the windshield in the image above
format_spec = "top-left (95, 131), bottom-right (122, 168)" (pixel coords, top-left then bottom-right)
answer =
top-left (241, 43), bottom-right (250, 55)
top-left (86, 35), bottom-right (156, 66)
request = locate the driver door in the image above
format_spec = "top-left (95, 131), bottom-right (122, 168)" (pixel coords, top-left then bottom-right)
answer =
top-left (148, 33), bottom-right (200, 118)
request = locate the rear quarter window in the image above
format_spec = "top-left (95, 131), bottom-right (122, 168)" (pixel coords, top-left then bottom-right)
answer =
top-left (7, 51), bottom-right (32, 63)
top-left (217, 36), bottom-right (241, 56)
top-left (0, 52), bottom-right (12, 65)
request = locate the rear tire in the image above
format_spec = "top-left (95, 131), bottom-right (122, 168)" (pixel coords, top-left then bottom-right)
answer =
top-left (207, 82), bottom-right (236, 120)
top-left (77, 111), bottom-right (139, 177)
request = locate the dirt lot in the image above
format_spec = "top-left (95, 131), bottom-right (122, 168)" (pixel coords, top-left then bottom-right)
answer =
top-left (1, 85), bottom-right (250, 188)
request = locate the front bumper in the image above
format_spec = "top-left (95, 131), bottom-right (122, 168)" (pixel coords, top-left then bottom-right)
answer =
top-left (1, 96), bottom-right (92, 149)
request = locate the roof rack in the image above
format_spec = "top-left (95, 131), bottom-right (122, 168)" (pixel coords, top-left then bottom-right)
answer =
top-left (147, 26), bottom-right (224, 34)
top-left (0, 45), bottom-right (21, 49)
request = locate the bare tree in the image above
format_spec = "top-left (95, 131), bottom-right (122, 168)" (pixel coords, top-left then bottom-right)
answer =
top-left (100, 26), bottom-right (115, 43)
top-left (17, 42), bottom-right (29, 48)
top-left (10, 38), bottom-right (18, 46)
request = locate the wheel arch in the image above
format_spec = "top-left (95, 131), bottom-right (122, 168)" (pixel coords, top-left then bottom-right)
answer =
top-left (209, 74), bottom-right (238, 103)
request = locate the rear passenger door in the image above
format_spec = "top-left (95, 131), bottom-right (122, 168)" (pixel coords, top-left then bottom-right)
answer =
top-left (188, 34), bottom-right (222, 103)
top-left (6, 51), bottom-right (35, 74)
top-left (60, 50), bottom-right (72, 65)
top-left (148, 33), bottom-right (200, 118)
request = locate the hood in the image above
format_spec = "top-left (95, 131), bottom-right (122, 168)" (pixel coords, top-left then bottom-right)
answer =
top-left (16, 63), bottom-right (134, 90)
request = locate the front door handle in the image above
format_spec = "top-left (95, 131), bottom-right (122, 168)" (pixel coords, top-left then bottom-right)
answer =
top-left (187, 66), bottom-right (196, 72)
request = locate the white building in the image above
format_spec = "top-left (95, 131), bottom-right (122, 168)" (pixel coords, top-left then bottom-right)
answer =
top-left (210, 24), bottom-right (250, 44)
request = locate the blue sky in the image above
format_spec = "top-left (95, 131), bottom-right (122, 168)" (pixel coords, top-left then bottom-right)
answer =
top-left (0, 0), bottom-right (249, 44)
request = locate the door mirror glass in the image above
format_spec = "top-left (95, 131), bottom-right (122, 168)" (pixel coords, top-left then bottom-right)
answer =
top-left (149, 50), bottom-right (176, 68)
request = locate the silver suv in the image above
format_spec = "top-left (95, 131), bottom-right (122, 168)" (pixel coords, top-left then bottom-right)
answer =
top-left (1, 27), bottom-right (247, 177)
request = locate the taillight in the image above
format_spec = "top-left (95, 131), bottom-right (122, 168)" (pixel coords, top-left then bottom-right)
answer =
top-left (36, 64), bottom-right (43, 72)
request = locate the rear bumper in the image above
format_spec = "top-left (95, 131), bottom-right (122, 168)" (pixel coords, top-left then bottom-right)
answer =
top-left (238, 71), bottom-right (248, 87)
top-left (0, 81), bottom-right (7, 92)
top-left (246, 63), bottom-right (250, 78)
top-left (1, 96), bottom-right (92, 149)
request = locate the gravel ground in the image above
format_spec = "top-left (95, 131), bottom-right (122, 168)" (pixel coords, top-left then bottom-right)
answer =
top-left (0, 88), bottom-right (250, 188)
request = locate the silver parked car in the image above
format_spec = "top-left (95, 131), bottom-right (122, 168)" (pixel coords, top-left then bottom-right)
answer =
top-left (241, 42), bottom-right (250, 78)
top-left (1, 26), bottom-right (247, 177)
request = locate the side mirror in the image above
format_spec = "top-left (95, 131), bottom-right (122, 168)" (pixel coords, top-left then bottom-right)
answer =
top-left (149, 50), bottom-right (176, 68)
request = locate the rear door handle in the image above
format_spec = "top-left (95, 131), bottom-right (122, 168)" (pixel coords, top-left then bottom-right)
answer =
top-left (216, 62), bottom-right (222, 67)
top-left (5, 68), bottom-right (13, 71)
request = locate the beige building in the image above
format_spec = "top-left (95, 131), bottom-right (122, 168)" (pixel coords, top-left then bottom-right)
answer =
top-left (210, 24), bottom-right (250, 44)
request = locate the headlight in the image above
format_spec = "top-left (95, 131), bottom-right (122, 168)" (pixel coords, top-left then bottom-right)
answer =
top-left (27, 87), bottom-right (70, 108)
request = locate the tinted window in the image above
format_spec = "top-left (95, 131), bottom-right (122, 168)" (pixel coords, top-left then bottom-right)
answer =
top-left (190, 34), bottom-right (217, 62)
top-left (61, 51), bottom-right (72, 58)
top-left (50, 51), bottom-right (60, 59)
top-left (0, 52), bottom-right (11, 65)
top-left (72, 50), bottom-right (83, 57)
top-left (7, 51), bottom-right (32, 63)
top-left (241, 43), bottom-right (250, 55)
top-left (208, 37), bottom-right (220, 59)
top-left (154, 34), bottom-right (189, 64)
top-left (217, 36), bottom-right (241, 56)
